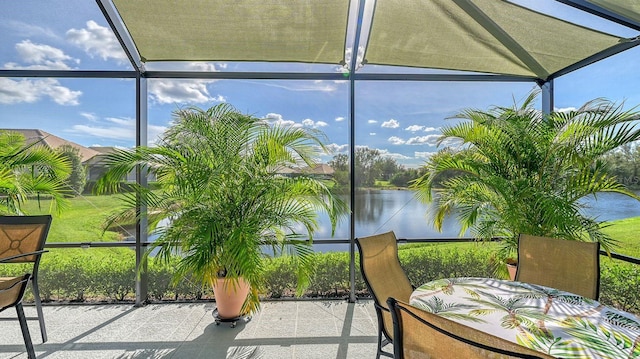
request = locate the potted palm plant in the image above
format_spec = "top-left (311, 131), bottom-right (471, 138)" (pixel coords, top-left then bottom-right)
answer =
top-left (411, 91), bottom-right (640, 277)
top-left (95, 103), bottom-right (347, 318)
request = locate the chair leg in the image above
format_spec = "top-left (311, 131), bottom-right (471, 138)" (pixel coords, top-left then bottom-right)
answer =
top-left (31, 277), bottom-right (47, 343)
top-left (16, 303), bottom-right (36, 359)
top-left (376, 320), bottom-right (394, 358)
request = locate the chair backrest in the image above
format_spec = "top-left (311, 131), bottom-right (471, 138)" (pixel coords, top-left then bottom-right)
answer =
top-left (387, 297), bottom-right (554, 359)
top-left (0, 215), bottom-right (52, 264)
top-left (0, 274), bottom-right (31, 312)
top-left (355, 231), bottom-right (413, 340)
top-left (516, 234), bottom-right (600, 300)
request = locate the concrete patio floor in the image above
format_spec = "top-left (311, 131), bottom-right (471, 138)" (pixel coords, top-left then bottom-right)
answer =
top-left (0, 300), bottom-right (379, 359)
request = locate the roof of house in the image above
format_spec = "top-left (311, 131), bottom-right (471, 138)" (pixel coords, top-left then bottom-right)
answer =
top-left (1, 129), bottom-right (101, 163)
top-left (303, 164), bottom-right (334, 175)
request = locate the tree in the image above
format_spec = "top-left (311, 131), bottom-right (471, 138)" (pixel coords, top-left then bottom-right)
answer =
top-left (600, 143), bottom-right (640, 187)
top-left (0, 131), bottom-right (71, 214)
top-left (355, 147), bottom-right (382, 187)
top-left (411, 91), bottom-right (640, 263)
top-left (328, 153), bottom-right (350, 187)
top-left (56, 144), bottom-right (87, 196)
top-left (376, 157), bottom-right (400, 181)
top-left (390, 167), bottom-right (426, 187)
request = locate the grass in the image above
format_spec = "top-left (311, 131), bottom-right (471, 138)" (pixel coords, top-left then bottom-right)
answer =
top-left (22, 194), bottom-right (124, 243)
top-left (602, 216), bottom-right (640, 257)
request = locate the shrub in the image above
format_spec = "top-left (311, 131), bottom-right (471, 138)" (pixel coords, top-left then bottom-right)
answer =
top-left (12, 244), bottom-right (640, 314)
top-left (599, 259), bottom-right (640, 313)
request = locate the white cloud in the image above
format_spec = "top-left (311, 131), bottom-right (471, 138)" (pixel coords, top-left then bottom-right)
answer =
top-left (80, 112), bottom-right (98, 122)
top-left (377, 149), bottom-right (410, 160)
top-left (147, 63), bottom-right (223, 104)
top-left (0, 78), bottom-right (81, 105)
top-left (4, 40), bottom-right (79, 70)
top-left (68, 116), bottom-right (167, 143)
top-left (368, 120), bottom-right (377, 124)
top-left (369, 132), bottom-right (376, 136)
top-left (67, 20), bottom-right (128, 62)
top-left (315, 121), bottom-right (328, 127)
top-left (406, 134), bottom-right (442, 146)
top-left (335, 116), bottom-right (345, 122)
top-left (405, 125), bottom-right (424, 132)
top-left (439, 137), bottom-right (464, 147)
top-left (3, 20), bottom-right (60, 40)
top-left (388, 136), bottom-right (406, 145)
top-left (415, 151), bottom-right (435, 159)
top-left (263, 113), bottom-right (301, 128)
top-left (247, 80), bottom-right (339, 92)
top-left (381, 119), bottom-right (399, 128)
top-left (555, 106), bottom-right (577, 113)
top-left (423, 126), bottom-right (438, 132)
top-left (149, 79), bottom-right (217, 104)
top-left (326, 143), bottom-right (348, 153)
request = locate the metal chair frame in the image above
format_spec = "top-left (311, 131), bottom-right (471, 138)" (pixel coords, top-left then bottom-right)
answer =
top-left (355, 231), bottom-right (413, 359)
top-left (0, 273), bottom-right (36, 359)
top-left (0, 215), bottom-right (52, 343)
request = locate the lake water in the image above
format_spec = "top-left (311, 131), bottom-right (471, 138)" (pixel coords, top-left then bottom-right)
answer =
top-left (144, 189), bottom-right (640, 253)
top-left (310, 189), bottom-right (640, 252)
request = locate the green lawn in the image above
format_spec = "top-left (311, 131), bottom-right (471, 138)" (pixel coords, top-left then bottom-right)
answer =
top-left (23, 194), bottom-right (124, 243)
top-left (602, 216), bottom-right (640, 257)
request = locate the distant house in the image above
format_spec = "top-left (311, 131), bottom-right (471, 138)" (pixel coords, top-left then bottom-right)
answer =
top-left (276, 164), bottom-right (334, 179)
top-left (1, 129), bottom-right (144, 183)
top-left (82, 146), bottom-right (138, 182)
top-left (4, 128), bottom-right (102, 164)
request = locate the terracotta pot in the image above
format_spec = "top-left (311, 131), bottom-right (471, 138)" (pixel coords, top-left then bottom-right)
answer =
top-left (506, 261), bottom-right (518, 281)
top-left (212, 277), bottom-right (250, 319)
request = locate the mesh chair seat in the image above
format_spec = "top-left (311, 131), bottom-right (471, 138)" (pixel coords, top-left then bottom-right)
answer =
top-left (515, 234), bottom-right (600, 300)
top-left (0, 274), bottom-right (36, 359)
top-left (0, 215), bottom-right (52, 343)
top-left (356, 231), bottom-right (413, 358)
top-left (387, 297), bottom-right (555, 359)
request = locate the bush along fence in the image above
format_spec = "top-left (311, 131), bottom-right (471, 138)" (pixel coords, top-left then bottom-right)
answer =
top-left (4, 244), bottom-right (639, 314)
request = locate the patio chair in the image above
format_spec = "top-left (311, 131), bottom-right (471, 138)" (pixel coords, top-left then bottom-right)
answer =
top-left (0, 274), bottom-right (36, 359)
top-left (516, 234), bottom-right (600, 300)
top-left (387, 297), bottom-right (554, 359)
top-left (0, 215), bottom-right (52, 343)
top-left (355, 231), bottom-right (413, 359)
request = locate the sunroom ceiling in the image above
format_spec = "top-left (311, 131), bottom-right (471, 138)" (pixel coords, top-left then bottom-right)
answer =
top-left (105, 0), bottom-right (640, 81)
top-left (110, 0), bottom-right (350, 64)
top-left (586, 0), bottom-right (640, 24)
top-left (364, 0), bottom-right (624, 79)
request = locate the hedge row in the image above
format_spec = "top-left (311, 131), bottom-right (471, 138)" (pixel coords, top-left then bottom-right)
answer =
top-left (5, 245), bottom-right (638, 313)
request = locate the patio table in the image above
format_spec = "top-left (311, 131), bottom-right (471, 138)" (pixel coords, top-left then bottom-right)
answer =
top-left (410, 277), bottom-right (640, 359)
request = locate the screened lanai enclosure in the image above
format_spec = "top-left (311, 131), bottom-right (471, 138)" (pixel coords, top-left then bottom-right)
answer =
top-left (1, 0), bottom-right (640, 304)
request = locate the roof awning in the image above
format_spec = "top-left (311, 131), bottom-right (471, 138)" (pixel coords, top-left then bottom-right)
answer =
top-left (586, 0), bottom-right (640, 24)
top-left (104, 0), bottom-right (640, 81)
top-left (111, 0), bottom-right (350, 64)
top-left (363, 0), bottom-right (626, 80)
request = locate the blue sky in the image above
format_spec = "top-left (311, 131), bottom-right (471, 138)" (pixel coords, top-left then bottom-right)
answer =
top-left (1, 0), bottom-right (640, 168)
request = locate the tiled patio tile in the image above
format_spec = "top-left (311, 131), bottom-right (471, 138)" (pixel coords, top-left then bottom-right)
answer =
top-left (0, 300), bottom-right (377, 359)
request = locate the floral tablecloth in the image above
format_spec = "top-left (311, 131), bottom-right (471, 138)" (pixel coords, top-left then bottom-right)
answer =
top-left (410, 277), bottom-right (640, 359)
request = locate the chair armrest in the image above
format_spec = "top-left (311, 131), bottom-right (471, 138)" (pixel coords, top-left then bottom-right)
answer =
top-left (0, 274), bottom-right (31, 291)
top-left (375, 301), bottom-right (390, 312)
top-left (0, 250), bottom-right (49, 263)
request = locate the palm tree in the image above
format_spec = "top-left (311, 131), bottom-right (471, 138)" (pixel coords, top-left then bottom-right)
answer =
top-left (411, 91), bottom-right (640, 269)
top-left (95, 103), bottom-right (347, 314)
top-left (0, 130), bottom-right (71, 214)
